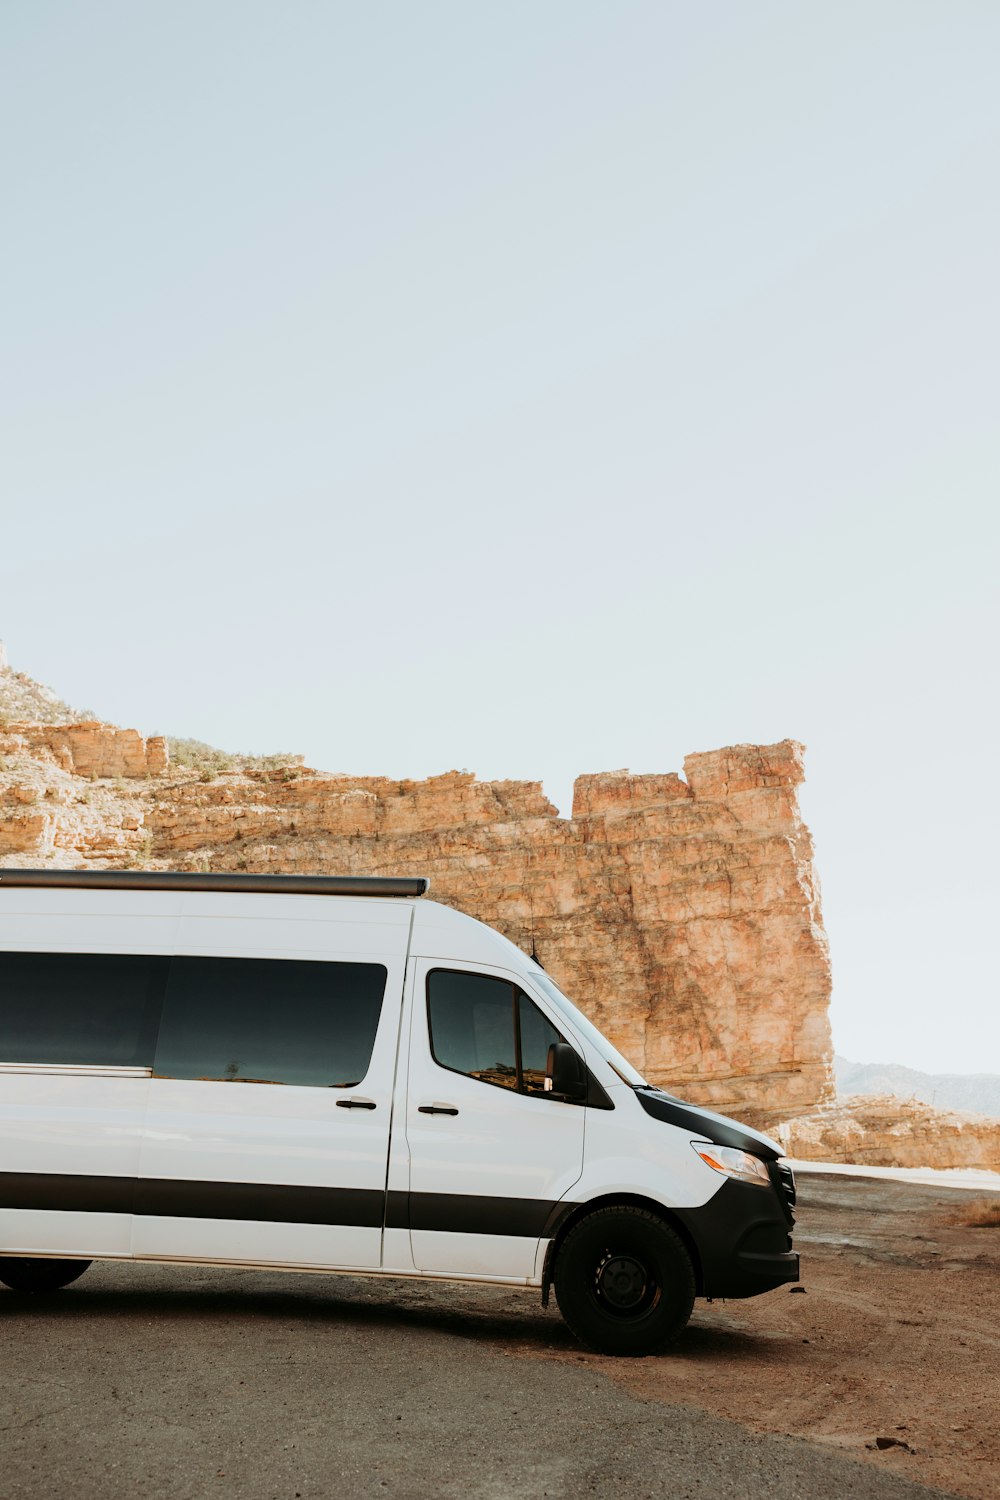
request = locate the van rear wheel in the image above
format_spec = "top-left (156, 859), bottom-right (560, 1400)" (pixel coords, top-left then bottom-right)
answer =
top-left (0, 1258), bottom-right (92, 1294)
top-left (553, 1207), bottom-right (695, 1356)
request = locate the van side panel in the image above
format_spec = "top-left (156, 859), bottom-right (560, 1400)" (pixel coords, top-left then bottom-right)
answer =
top-left (401, 957), bottom-right (586, 1280)
top-left (0, 1072), bottom-right (148, 1257)
top-left (0, 891), bottom-right (413, 1271)
top-left (133, 900), bottom-right (411, 1270)
top-left (0, 893), bottom-right (176, 1258)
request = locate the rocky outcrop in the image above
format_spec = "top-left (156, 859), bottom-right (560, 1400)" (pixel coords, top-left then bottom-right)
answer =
top-left (774, 1095), bottom-right (1000, 1172)
top-left (0, 722), bottom-right (169, 779)
top-left (0, 661), bottom-right (834, 1120)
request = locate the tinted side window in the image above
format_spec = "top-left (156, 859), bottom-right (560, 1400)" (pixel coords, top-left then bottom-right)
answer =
top-left (0, 951), bottom-right (166, 1067)
top-left (427, 971), bottom-right (569, 1097)
top-left (427, 970), bottom-right (518, 1091)
top-left (154, 956), bottom-right (387, 1087)
top-left (518, 993), bottom-right (564, 1095)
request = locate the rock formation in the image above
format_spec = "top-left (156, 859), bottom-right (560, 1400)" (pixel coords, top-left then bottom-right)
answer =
top-left (0, 722), bottom-right (168, 780)
top-left (0, 655), bottom-right (834, 1121)
top-left (775, 1095), bottom-right (1000, 1172)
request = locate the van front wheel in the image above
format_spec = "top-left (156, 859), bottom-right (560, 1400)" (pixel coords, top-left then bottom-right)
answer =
top-left (0, 1258), bottom-right (92, 1294)
top-left (553, 1207), bottom-right (695, 1356)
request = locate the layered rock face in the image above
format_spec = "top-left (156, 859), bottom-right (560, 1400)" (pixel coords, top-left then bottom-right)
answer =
top-left (775, 1096), bottom-right (1000, 1172)
top-left (0, 661), bottom-right (834, 1120)
top-left (0, 722), bottom-right (168, 779)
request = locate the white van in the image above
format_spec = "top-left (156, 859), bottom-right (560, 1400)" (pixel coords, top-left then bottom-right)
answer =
top-left (0, 870), bottom-right (797, 1355)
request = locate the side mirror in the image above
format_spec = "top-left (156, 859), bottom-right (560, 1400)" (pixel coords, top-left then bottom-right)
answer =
top-left (546, 1042), bottom-right (587, 1102)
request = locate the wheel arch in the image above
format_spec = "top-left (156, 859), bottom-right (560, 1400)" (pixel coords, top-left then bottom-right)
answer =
top-left (541, 1192), bottom-right (704, 1306)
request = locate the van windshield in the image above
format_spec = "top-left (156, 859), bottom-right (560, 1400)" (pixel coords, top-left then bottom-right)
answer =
top-left (527, 967), bottom-right (648, 1088)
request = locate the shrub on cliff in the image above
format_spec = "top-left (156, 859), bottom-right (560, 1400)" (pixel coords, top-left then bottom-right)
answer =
top-left (166, 737), bottom-right (300, 776)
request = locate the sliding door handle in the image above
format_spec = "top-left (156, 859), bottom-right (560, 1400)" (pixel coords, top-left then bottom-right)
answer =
top-left (336, 1097), bottom-right (377, 1110)
top-left (418, 1103), bottom-right (459, 1116)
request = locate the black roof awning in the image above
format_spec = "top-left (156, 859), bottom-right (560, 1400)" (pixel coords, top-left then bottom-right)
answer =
top-left (0, 869), bottom-right (429, 898)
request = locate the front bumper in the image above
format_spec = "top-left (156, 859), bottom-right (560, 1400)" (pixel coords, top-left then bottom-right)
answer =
top-left (674, 1161), bottom-right (799, 1299)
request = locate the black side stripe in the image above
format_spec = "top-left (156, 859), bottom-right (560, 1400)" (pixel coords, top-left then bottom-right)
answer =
top-left (385, 1190), bottom-right (558, 1237)
top-left (136, 1180), bottom-right (385, 1228)
top-left (0, 1173), bottom-right (563, 1237)
top-left (0, 1173), bottom-right (135, 1216)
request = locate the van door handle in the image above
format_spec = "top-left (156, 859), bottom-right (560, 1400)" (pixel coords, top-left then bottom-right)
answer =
top-left (336, 1098), bottom-right (377, 1110)
top-left (418, 1103), bottom-right (459, 1116)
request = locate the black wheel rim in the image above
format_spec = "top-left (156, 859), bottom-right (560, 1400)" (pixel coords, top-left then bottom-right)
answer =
top-left (592, 1249), bottom-right (661, 1320)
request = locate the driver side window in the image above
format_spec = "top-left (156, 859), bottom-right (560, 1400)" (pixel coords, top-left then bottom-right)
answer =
top-left (426, 969), bottom-right (569, 1097)
top-left (518, 991), bottom-right (562, 1095)
top-left (426, 970), bottom-right (518, 1091)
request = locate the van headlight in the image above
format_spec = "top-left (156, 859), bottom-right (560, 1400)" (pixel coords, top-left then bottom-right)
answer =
top-left (692, 1141), bottom-right (771, 1187)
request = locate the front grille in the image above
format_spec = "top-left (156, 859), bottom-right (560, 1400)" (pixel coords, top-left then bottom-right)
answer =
top-left (770, 1160), bottom-right (796, 1227)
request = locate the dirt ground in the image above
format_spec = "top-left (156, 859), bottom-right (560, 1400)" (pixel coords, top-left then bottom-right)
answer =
top-left (546, 1173), bottom-right (1000, 1500)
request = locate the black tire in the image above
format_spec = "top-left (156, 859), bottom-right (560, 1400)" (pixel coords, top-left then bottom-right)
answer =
top-left (0, 1258), bottom-right (92, 1294)
top-left (553, 1207), bottom-right (695, 1356)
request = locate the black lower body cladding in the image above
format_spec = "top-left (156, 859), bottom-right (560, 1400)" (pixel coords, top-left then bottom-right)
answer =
top-left (674, 1177), bottom-right (799, 1298)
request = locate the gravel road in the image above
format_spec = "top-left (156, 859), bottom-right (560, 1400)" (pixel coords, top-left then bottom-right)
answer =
top-left (1, 1176), bottom-right (994, 1500)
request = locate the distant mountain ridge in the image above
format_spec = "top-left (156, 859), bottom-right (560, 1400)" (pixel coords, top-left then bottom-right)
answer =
top-left (835, 1055), bottom-right (1000, 1119)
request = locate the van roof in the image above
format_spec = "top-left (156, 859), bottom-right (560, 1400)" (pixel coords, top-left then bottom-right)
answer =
top-left (0, 869), bottom-right (429, 898)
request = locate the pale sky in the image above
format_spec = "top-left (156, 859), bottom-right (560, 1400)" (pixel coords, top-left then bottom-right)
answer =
top-left (2, 3), bottom-right (998, 1075)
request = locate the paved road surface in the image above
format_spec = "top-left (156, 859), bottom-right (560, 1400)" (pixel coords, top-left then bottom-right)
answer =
top-left (0, 1253), bottom-right (954, 1500)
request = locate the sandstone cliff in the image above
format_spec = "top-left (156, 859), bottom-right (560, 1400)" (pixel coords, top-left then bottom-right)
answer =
top-left (0, 653), bottom-right (834, 1121)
